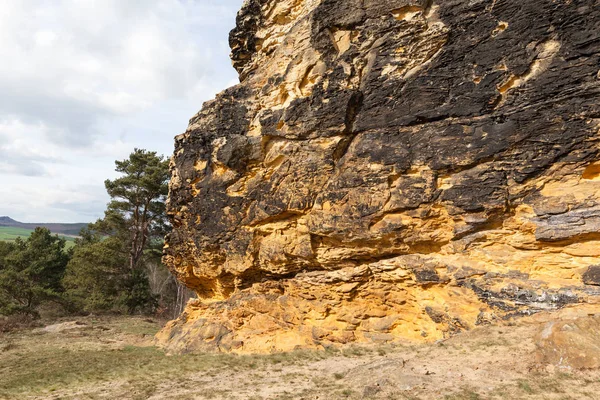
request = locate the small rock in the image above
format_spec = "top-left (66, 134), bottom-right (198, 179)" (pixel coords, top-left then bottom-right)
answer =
top-left (362, 385), bottom-right (381, 397)
top-left (583, 265), bottom-right (600, 286)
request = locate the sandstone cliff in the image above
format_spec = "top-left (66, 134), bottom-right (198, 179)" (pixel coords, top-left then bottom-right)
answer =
top-left (157, 0), bottom-right (600, 353)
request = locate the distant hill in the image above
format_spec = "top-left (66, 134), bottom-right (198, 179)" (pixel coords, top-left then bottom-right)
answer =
top-left (0, 216), bottom-right (88, 236)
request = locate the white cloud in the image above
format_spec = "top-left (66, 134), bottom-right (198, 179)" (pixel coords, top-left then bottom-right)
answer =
top-left (2, 181), bottom-right (109, 222)
top-left (0, 119), bottom-right (63, 176)
top-left (0, 0), bottom-right (243, 222)
top-left (0, 0), bottom-right (241, 143)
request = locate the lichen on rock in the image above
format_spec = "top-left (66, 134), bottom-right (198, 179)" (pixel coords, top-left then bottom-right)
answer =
top-left (157, 0), bottom-right (600, 353)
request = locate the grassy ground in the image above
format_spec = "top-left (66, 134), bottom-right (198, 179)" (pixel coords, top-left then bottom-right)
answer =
top-left (0, 314), bottom-right (599, 399)
top-left (0, 226), bottom-right (76, 249)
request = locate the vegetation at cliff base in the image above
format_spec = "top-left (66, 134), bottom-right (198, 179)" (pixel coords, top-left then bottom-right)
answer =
top-left (0, 148), bottom-right (191, 322)
top-left (0, 228), bottom-right (69, 317)
top-left (64, 149), bottom-right (173, 315)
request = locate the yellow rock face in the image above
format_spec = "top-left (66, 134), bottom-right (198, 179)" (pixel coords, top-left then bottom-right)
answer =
top-left (158, 0), bottom-right (600, 353)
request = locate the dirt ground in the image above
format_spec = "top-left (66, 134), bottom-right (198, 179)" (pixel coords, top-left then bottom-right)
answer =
top-left (1, 307), bottom-right (599, 400)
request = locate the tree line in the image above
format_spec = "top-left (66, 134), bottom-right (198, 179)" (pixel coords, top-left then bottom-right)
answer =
top-left (0, 149), bottom-right (193, 322)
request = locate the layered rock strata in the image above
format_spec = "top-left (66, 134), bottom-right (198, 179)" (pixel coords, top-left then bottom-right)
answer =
top-left (158, 0), bottom-right (600, 353)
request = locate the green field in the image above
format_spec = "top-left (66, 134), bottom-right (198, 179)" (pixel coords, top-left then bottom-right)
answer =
top-left (0, 226), bottom-right (76, 249)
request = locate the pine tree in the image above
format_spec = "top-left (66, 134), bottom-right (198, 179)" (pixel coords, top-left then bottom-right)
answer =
top-left (103, 149), bottom-right (170, 272)
top-left (64, 149), bottom-right (170, 314)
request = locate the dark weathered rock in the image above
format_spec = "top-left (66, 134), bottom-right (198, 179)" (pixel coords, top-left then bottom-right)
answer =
top-left (583, 266), bottom-right (600, 286)
top-left (158, 0), bottom-right (600, 353)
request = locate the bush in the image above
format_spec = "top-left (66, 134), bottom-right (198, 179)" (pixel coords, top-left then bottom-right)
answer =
top-left (0, 228), bottom-right (69, 318)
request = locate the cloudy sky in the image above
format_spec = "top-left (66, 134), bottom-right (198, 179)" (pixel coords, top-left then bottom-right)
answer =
top-left (0, 0), bottom-right (243, 222)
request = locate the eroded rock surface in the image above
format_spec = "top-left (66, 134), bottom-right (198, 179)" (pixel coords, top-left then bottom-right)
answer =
top-left (158, 0), bottom-right (600, 353)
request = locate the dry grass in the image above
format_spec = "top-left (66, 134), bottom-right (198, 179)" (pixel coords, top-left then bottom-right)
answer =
top-left (0, 316), bottom-right (348, 399)
top-left (1, 313), bottom-right (600, 399)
